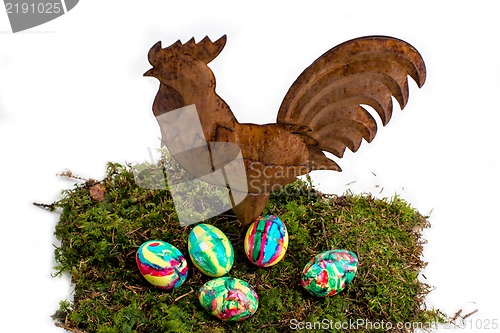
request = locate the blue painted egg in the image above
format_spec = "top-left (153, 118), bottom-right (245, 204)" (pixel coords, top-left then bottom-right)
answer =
top-left (244, 215), bottom-right (288, 267)
top-left (301, 249), bottom-right (358, 296)
top-left (188, 224), bottom-right (234, 277)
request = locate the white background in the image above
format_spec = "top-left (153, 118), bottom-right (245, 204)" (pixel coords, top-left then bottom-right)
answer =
top-left (1, 0), bottom-right (499, 332)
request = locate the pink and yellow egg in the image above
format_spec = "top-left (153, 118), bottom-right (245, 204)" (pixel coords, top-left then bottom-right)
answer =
top-left (136, 240), bottom-right (188, 290)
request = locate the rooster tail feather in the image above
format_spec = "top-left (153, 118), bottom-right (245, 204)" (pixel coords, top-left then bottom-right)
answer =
top-left (276, 36), bottom-right (426, 162)
top-left (307, 146), bottom-right (342, 172)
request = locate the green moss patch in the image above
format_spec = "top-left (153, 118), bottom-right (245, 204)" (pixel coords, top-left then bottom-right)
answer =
top-left (47, 163), bottom-right (443, 332)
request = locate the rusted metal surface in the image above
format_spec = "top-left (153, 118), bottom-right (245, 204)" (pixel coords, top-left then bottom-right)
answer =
top-left (145, 35), bottom-right (426, 225)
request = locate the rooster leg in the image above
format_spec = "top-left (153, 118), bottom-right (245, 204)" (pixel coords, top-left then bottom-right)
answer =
top-left (231, 192), bottom-right (270, 226)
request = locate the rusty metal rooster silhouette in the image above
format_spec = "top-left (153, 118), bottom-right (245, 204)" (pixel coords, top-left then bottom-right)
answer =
top-left (144, 35), bottom-right (426, 225)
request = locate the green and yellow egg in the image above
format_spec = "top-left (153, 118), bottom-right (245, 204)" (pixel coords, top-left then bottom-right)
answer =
top-left (188, 223), bottom-right (234, 277)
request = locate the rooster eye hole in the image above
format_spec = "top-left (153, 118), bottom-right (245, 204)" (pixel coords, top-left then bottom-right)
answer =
top-left (165, 72), bottom-right (179, 80)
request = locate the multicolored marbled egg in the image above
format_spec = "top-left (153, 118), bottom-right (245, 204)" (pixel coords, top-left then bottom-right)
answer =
top-left (198, 277), bottom-right (259, 321)
top-left (244, 215), bottom-right (288, 267)
top-left (301, 249), bottom-right (358, 297)
top-left (136, 240), bottom-right (188, 290)
top-left (188, 224), bottom-right (234, 277)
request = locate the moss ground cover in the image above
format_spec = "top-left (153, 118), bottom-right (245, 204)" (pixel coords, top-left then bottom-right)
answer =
top-left (46, 162), bottom-right (443, 332)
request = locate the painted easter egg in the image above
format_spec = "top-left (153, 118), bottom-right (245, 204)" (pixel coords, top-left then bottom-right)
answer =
top-left (188, 224), bottom-right (234, 277)
top-left (136, 240), bottom-right (188, 290)
top-left (301, 249), bottom-right (358, 297)
top-left (198, 277), bottom-right (259, 321)
top-left (244, 215), bottom-right (288, 267)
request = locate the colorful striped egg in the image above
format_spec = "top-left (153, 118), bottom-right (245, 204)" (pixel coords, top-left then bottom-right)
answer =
top-left (136, 240), bottom-right (188, 290)
top-left (301, 249), bottom-right (358, 297)
top-left (198, 277), bottom-right (259, 321)
top-left (188, 224), bottom-right (234, 277)
top-left (244, 215), bottom-right (288, 267)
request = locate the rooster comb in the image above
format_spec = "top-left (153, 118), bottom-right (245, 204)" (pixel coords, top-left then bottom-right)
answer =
top-left (147, 35), bottom-right (227, 67)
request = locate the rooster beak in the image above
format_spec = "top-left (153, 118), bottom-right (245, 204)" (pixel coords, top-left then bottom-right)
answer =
top-left (143, 68), bottom-right (155, 77)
